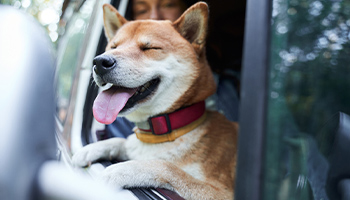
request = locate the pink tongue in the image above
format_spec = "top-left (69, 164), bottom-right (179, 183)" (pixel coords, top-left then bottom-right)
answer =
top-left (93, 87), bottom-right (137, 124)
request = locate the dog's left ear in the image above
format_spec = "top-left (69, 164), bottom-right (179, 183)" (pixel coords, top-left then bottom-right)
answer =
top-left (173, 2), bottom-right (209, 54)
top-left (103, 4), bottom-right (128, 41)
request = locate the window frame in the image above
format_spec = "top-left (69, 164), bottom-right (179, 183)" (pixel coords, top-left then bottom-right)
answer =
top-left (235, 0), bottom-right (272, 199)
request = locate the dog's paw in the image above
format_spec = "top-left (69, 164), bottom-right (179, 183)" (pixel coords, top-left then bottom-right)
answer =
top-left (72, 138), bottom-right (127, 168)
top-left (72, 143), bottom-right (104, 167)
top-left (100, 160), bottom-right (172, 189)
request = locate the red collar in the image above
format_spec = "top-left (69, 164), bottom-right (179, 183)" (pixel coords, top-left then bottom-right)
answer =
top-left (138, 101), bottom-right (206, 135)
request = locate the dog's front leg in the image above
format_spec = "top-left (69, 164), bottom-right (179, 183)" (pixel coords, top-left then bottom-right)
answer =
top-left (72, 137), bottom-right (128, 167)
top-left (100, 160), bottom-right (232, 200)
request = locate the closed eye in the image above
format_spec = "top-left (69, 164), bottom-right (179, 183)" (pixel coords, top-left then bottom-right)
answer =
top-left (141, 46), bottom-right (162, 51)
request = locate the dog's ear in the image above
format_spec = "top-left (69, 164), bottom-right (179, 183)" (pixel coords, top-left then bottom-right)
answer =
top-left (173, 2), bottom-right (209, 53)
top-left (103, 4), bottom-right (128, 41)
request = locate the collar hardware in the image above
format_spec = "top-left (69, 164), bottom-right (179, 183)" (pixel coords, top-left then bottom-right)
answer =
top-left (148, 114), bottom-right (172, 135)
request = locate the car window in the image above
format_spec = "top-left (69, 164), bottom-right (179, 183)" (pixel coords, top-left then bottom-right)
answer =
top-left (264, 0), bottom-right (350, 199)
top-left (55, 0), bottom-right (95, 124)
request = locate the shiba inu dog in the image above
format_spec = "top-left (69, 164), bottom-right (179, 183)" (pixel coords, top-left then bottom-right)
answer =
top-left (72, 2), bottom-right (239, 199)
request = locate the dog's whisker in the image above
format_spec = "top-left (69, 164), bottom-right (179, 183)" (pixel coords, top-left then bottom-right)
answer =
top-left (89, 77), bottom-right (97, 88)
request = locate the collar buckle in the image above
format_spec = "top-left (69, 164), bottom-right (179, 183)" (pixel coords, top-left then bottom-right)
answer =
top-left (148, 113), bottom-right (172, 135)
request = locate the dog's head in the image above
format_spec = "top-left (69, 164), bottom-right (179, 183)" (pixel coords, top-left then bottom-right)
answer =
top-left (92, 2), bottom-right (216, 124)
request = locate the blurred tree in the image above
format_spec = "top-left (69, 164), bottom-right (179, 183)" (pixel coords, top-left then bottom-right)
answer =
top-left (1, 0), bottom-right (64, 43)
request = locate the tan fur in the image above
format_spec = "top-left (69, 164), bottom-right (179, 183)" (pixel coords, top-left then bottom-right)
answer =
top-left (103, 4), bottom-right (216, 113)
top-left (73, 2), bottom-right (238, 199)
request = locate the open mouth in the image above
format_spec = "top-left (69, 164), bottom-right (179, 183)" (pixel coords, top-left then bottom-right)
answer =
top-left (122, 78), bottom-right (160, 111)
top-left (92, 77), bottom-right (160, 124)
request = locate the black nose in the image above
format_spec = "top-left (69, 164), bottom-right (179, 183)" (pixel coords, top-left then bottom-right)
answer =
top-left (93, 55), bottom-right (116, 76)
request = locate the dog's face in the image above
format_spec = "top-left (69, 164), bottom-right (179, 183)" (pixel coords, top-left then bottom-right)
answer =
top-left (92, 3), bottom-right (216, 124)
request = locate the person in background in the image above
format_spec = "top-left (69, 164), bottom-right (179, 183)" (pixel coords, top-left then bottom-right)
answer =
top-left (131, 0), bottom-right (187, 21)
top-left (105, 0), bottom-right (240, 139)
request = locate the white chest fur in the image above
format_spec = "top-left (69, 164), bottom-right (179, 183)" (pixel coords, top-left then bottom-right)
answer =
top-left (124, 126), bottom-right (206, 181)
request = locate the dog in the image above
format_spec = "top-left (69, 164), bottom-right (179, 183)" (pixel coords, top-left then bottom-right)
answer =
top-left (72, 2), bottom-right (238, 199)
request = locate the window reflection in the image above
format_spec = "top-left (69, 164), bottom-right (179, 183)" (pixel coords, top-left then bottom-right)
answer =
top-left (264, 0), bottom-right (350, 199)
top-left (55, 0), bottom-right (94, 124)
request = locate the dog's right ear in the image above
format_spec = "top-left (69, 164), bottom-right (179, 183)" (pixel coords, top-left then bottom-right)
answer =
top-left (103, 4), bottom-right (128, 41)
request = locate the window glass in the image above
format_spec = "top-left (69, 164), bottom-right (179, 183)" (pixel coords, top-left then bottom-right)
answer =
top-left (56, 1), bottom-right (94, 123)
top-left (264, 0), bottom-right (350, 199)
